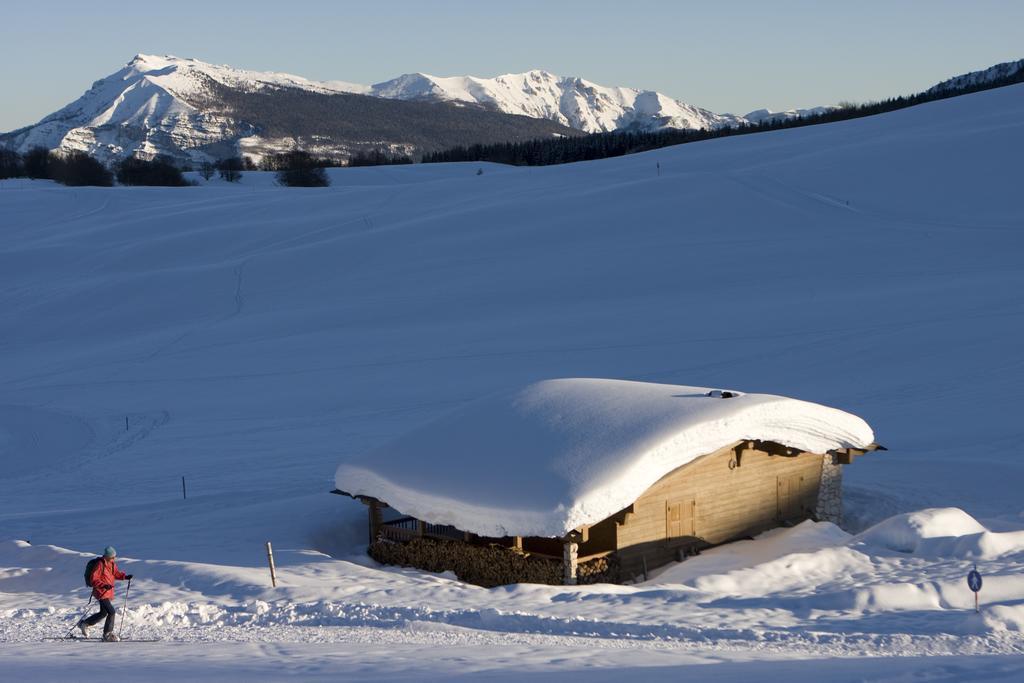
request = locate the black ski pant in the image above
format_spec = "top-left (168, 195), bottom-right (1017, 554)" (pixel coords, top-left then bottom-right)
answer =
top-left (82, 598), bottom-right (116, 635)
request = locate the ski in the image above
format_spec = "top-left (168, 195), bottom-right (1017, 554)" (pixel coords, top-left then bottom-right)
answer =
top-left (42, 637), bottom-right (159, 642)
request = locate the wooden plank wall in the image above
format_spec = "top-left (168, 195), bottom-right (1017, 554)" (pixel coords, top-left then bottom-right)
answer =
top-left (615, 441), bottom-right (824, 579)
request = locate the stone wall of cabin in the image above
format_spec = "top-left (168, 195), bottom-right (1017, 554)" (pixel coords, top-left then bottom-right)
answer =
top-left (369, 536), bottom-right (617, 587)
top-left (814, 454), bottom-right (843, 526)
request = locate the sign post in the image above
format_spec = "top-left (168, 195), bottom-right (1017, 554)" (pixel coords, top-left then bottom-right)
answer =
top-left (967, 565), bottom-right (982, 613)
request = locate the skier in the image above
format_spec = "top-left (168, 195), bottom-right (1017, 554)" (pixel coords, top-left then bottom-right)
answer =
top-left (79, 546), bottom-right (133, 641)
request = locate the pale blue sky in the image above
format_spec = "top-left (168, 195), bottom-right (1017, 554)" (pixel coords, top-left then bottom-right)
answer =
top-left (2, 0), bottom-right (1021, 131)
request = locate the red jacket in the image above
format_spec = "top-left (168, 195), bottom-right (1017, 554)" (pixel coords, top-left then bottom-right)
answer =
top-left (89, 558), bottom-right (127, 601)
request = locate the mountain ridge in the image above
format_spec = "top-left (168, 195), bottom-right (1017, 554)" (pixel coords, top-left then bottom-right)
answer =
top-left (927, 58), bottom-right (1024, 94)
top-left (0, 55), bottom-right (580, 164)
top-left (365, 68), bottom-right (747, 132)
top-left (1, 54), bottom-right (826, 164)
top-left (3, 54), bottom-right (1020, 165)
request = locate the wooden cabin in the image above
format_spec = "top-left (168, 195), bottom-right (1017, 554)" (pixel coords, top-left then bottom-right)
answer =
top-left (334, 379), bottom-right (881, 586)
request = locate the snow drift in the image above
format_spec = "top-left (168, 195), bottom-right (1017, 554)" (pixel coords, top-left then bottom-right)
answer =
top-left (856, 508), bottom-right (1024, 560)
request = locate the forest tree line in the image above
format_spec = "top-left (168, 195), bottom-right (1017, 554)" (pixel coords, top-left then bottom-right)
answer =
top-left (0, 148), bottom-right (365, 187)
top-left (421, 63), bottom-right (1024, 166)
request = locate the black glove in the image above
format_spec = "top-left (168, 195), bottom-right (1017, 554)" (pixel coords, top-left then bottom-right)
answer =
top-left (102, 584), bottom-right (113, 591)
top-left (126, 574), bottom-right (134, 580)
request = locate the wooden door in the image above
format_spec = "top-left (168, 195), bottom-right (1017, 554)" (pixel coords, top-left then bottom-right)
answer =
top-left (777, 474), bottom-right (807, 520)
top-left (666, 499), bottom-right (696, 541)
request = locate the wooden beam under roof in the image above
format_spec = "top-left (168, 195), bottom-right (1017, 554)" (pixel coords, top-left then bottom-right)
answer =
top-left (610, 504), bottom-right (635, 526)
top-left (734, 440), bottom-right (887, 464)
top-left (830, 442), bottom-right (887, 464)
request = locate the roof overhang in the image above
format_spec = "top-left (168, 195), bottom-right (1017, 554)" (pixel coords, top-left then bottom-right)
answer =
top-left (829, 442), bottom-right (887, 464)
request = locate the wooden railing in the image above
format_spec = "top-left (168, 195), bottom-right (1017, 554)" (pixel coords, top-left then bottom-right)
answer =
top-left (425, 522), bottom-right (466, 540)
top-left (378, 516), bottom-right (467, 542)
top-left (378, 517), bottom-right (418, 541)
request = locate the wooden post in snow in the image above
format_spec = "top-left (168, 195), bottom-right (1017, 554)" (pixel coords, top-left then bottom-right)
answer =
top-left (368, 499), bottom-right (382, 545)
top-left (265, 541), bottom-right (278, 587)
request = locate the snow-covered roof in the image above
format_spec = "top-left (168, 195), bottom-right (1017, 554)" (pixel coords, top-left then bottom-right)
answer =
top-left (334, 379), bottom-right (875, 539)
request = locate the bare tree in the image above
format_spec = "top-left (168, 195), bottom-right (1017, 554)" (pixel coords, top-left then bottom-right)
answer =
top-left (50, 152), bottom-right (114, 186)
top-left (22, 147), bottom-right (52, 179)
top-left (116, 155), bottom-right (188, 186)
top-left (218, 157), bottom-right (244, 183)
top-left (274, 151), bottom-right (330, 187)
top-left (0, 149), bottom-right (23, 179)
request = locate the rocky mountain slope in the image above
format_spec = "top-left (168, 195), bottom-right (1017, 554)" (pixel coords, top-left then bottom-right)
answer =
top-left (0, 55), bottom-right (579, 164)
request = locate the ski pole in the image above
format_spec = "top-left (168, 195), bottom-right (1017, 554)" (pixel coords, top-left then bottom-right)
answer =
top-left (118, 577), bottom-right (131, 640)
top-left (62, 595), bottom-right (93, 640)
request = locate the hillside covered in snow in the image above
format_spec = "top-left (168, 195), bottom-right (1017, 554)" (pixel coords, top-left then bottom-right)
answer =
top-left (2, 80), bottom-right (1024, 679)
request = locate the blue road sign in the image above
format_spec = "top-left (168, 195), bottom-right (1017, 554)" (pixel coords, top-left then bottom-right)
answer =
top-left (967, 568), bottom-right (983, 593)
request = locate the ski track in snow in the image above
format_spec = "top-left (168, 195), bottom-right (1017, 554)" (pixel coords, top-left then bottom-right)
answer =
top-left (5, 604), bottom-right (1023, 657)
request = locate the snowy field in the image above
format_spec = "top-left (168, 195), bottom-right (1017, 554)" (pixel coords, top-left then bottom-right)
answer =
top-left (2, 84), bottom-right (1024, 680)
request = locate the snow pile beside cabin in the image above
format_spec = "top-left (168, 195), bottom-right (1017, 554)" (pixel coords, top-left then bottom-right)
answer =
top-left (335, 378), bottom-right (874, 538)
top-left (856, 507), bottom-right (1024, 560)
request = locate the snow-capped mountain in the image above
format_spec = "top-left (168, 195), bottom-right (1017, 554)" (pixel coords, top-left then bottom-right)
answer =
top-left (0, 55), bottom-right (576, 164)
top-left (5, 54), bottom-right (1022, 166)
top-left (927, 58), bottom-right (1024, 94)
top-left (742, 106), bottom-right (839, 125)
top-left (0, 55), bottom-right (768, 164)
top-left (366, 70), bottom-right (745, 133)
top-left (2, 54), bottom-right (380, 162)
